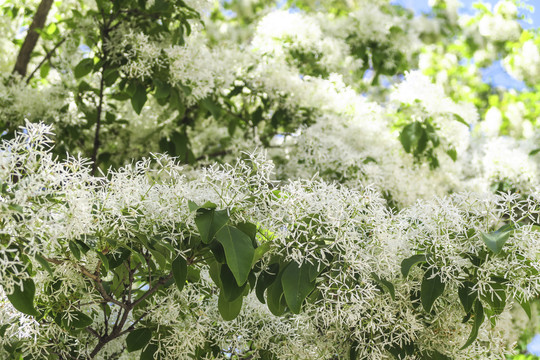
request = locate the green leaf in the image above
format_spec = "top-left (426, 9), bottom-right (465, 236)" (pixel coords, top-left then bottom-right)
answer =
top-left (201, 97), bottom-right (221, 119)
top-left (96, 252), bottom-right (109, 274)
top-left (251, 241), bottom-right (271, 267)
top-left (281, 261), bottom-right (317, 314)
top-left (195, 209), bottom-right (229, 244)
top-left (34, 253), bottom-right (53, 276)
top-left (68, 310), bottom-right (93, 328)
top-left (152, 248), bottom-right (169, 269)
top-left (529, 148), bottom-right (540, 156)
top-left (446, 148), bottom-right (457, 162)
top-left (172, 256), bottom-right (187, 292)
top-left (220, 265), bottom-right (246, 301)
top-left (401, 254), bottom-right (427, 277)
top-left (131, 84), bottom-right (147, 115)
top-left (74, 58), bottom-right (94, 78)
top-left (140, 344), bottom-right (158, 360)
top-left (69, 240), bottom-right (81, 260)
top-left (481, 226), bottom-right (511, 254)
top-left (126, 328), bottom-right (152, 352)
top-left (458, 281), bottom-right (476, 314)
top-left (266, 268), bottom-right (286, 316)
top-left (518, 298), bottom-right (532, 319)
top-left (482, 283), bottom-right (506, 315)
top-left (399, 122), bottom-right (423, 153)
top-left (255, 264), bottom-right (279, 304)
top-left (421, 268), bottom-right (445, 312)
top-left (154, 79), bottom-right (170, 99)
top-left (218, 290), bottom-right (243, 321)
top-left (461, 300), bottom-right (484, 349)
top-left (371, 272), bottom-right (395, 300)
top-left (236, 222), bottom-right (257, 242)
top-left (216, 225), bottom-right (255, 286)
top-left (6, 279), bottom-right (39, 317)
top-left (40, 61), bottom-right (50, 78)
top-left (452, 113), bottom-right (468, 126)
top-left (188, 200), bottom-right (199, 212)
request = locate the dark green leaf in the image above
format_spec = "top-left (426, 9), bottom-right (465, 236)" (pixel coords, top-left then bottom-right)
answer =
top-left (195, 209), bottom-right (229, 244)
top-left (458, 281), bottom-right (476, 314)
top-left (201, 98), bottom-right (221, 119)
top-left (140, 344), bottom-right (158, 360)
top-left (126, 328), bottom-right (152, 352)
top-left (401, 254), bottom-right (427, 277)
top-left (220, 265), bottom-right (246, 301)
top-left (482, 283), bottom-right (506, 315)
top-left (371, 272), bottom-right (395, 300)
top-left (266, 268), bottom-right (286, 316)
top-left (34, 253), bottom-right (53, 276)
top-left (421, 268), bottom-right (445, 312)
top-left (74, 58), bottom-right (94, 78)
top-left (69, 310), bottom-right (93, 328)
top-left (6, 279), bottom-right (39, 317)
top-left (255, 264), bottom-right (279, 304)
top-left (281, 261), bottom-right (317, 314)
top-left (131, 84), bottom-right (147, 115)
top-left (69, 240), bottom-right (81, 260)
top-left (461, 300), bottom-right (484, 349)
top-left (216, 225), bottom-right (255, 286)
top-left (172, 256), bottom-right (187, 292)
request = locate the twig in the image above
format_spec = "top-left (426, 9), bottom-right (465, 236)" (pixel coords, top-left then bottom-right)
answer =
top-left (26, 37), bottom-right (67, 84)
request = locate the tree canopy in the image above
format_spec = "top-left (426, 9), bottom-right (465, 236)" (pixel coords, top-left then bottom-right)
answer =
top-left (1, 0), bottom-right (540, 359)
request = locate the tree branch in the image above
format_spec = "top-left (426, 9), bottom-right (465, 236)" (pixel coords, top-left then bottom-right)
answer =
top-left (25, 37), bottom-right (67, 84)
top-left (13, 0), bottom-right (54, 77)
top-left (132, 271), bottom-right (173, 308)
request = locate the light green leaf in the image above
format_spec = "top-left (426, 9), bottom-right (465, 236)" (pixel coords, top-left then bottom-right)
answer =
top-left (251, 241), bottom-right (271, 267)
top-left (481, 226), bottom-right (511, 254)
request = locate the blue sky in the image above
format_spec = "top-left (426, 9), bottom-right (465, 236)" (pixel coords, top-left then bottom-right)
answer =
top-left (391, 0), bottom-right (538, 89)
top-left (393, 0), bottom-right (539, 27)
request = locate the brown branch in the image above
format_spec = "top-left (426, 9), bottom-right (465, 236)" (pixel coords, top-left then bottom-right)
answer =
top-left (13, 0), bottom-right (54, 77)
top-left (26, 37), bottom-right (67, 84)
top-left (132, 271), bottom-right (173, 308)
